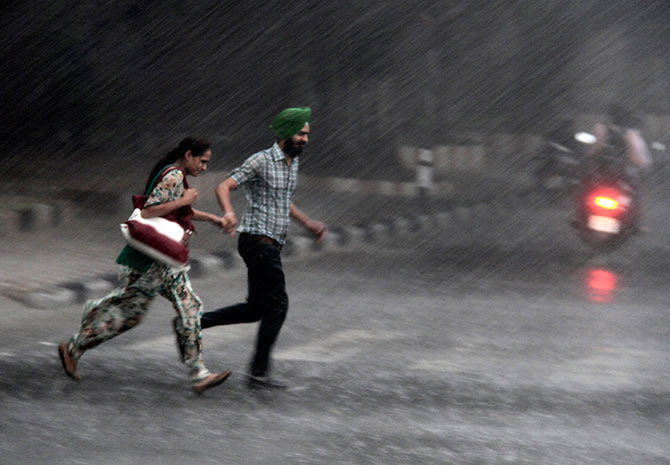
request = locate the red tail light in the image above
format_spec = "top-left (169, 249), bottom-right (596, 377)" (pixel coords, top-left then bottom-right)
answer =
top-left (594, 196), bottom-right (618, 210)
top-left (587, 188), bottom-right (628, 216)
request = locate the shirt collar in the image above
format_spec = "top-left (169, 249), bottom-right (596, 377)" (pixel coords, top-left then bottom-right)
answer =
top-left (271, 142), bottom-right (299, 164)
top-left (271, 142), bottom-right (286, 162)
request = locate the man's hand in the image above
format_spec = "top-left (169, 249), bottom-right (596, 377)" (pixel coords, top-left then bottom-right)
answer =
top-left (306, 219), bottom-right (327, 243)
top-left (222, 212), bottom-right (238, 237)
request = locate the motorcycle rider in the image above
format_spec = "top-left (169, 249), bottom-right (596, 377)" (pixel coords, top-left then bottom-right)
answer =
top-left (572, 104), bottom-right (652, 232)
top-left (587, 104), bottom-right (652, 181)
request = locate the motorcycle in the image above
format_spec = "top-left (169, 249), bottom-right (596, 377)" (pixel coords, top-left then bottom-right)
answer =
top-left (571, 132), bottom-right (638, 250)
top-left (573, 174), bottom-right (638, 250)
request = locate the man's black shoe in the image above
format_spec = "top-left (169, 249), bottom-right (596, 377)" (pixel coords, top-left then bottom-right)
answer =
top-left (247, 375), bottom-right (287, 390)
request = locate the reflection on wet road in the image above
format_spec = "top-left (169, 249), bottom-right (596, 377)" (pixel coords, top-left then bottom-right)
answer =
top-left (584, 268), bottom-right (620, 303)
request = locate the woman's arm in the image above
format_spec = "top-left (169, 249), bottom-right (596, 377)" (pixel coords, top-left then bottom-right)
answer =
top-left (140, 169), bottom-right (197, 218)
top-left (192, 208), bottom-right (225, 229)
top-left (141, 188), bottom-right (197, 218)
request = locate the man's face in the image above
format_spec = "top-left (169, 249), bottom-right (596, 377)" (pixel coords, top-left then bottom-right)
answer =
top-left (185, 149), bottom-right (211, 176)
top-left (284, 124), bottom-right (310, 158)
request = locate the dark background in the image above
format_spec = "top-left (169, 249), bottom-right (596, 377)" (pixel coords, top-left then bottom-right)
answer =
top-left (2, 0), bottom-right (669, 185)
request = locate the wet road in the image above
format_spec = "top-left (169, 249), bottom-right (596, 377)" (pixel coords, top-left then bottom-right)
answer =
top-left (1, 192), bottom-right (669, 464)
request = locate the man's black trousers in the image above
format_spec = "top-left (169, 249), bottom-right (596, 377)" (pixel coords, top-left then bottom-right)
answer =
top-left (201, 233), bottom-right (288, 377)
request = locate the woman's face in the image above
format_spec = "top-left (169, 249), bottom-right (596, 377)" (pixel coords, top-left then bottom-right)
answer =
top-left (184, 149), bottom-right (211, 176)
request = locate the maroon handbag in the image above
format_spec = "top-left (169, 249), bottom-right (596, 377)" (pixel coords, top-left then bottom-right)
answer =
top-left (120, 166), bottom-right (194, 269)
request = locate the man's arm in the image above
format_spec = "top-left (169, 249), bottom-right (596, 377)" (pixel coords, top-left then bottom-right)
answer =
top-left (588, 123), bottom-right (608, 158)
top-left (626, 129), bottom-right (653, 169)
top-left (290, 203), bottom-right (327, 243)
top-left (215, 177), bottom-right (239, 235)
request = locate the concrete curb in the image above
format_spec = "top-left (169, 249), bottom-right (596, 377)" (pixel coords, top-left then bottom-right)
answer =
top-left (0, 201), bottom-right (76, 236)
top-left (300, 174), bottom-right (456, 198)
top-left (1, 172), bottom-right (519, 236)
top-left (9, 199), bottom-right (514, 309)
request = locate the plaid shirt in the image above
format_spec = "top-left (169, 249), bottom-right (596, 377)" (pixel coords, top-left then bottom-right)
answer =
top-left (230, 143), bottom-right (299, 244)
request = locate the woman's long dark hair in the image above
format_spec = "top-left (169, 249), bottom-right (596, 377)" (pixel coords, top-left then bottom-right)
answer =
top-left (144, 136), bottom-right (211, 194)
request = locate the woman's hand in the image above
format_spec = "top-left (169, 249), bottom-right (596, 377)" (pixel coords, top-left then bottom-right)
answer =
top-left (181, 188), bottom-right (198, 206)
top-left (209, 216), bottom-right (225, 229)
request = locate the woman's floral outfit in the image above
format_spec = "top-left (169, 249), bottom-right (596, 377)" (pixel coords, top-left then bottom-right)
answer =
top-left (64, 168), bottom-right (213, 384)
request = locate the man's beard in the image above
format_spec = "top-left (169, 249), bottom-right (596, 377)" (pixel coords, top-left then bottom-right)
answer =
top-left (284, 138), bottom-right (304, 158)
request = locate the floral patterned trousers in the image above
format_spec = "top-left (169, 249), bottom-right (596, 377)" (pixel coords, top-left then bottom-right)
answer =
top-left (66, 263), bottom-right (211, 383)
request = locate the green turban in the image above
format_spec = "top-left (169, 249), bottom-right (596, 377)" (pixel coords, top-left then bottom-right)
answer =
top-left (270, 107), bottom-right (311, 139)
